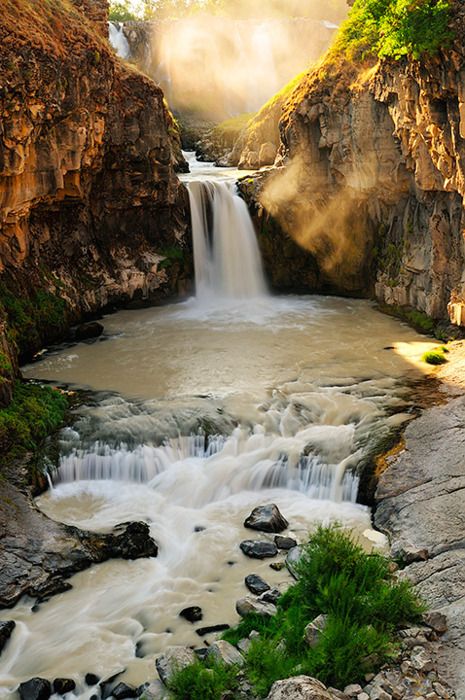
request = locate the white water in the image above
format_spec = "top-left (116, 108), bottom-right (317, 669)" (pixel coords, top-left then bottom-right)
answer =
top-left (188, 179), bottom-right (267, 301)
top-left (108, 22), bottom-right (130, 60)
top-left (0, 157), bottom-right (435, 699)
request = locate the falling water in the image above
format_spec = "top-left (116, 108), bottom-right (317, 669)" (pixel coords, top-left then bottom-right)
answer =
top-left (108, 22), bottom-right (130, 60)
top-left (187, 180), bottom-right (267, 300)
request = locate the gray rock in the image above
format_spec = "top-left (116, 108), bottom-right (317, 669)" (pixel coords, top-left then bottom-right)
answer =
top-left (244, 504), bottom-right (289, 533)
top-left (424, 611), bottom-right (448, 634)
top-left (411, 646), bottom-right (435, 672)
top-left (0, 620), bottom-right (15, 655)
top-left (236, 596), bottom-right (277, 618)
top-left (207, 640), bottom-right (244, 666)
top-left (259, 587), bottom-right (281, 605)
top-left (369, 690), bottom-right (391, 700)
top-left (155, 646), bottom-right (196, 686)
top-left (18, 679), bottom-right (52, 700)
top-left (237, 637), bottom-right (252, 653)
top-left (112, 683), bottom-right (138, 699)
top-left (343, 686), bottom-right (362, 698)
top-left (245, 574), bottom-right (271, 595)
top-left (137, 681), bottom-right (169, 700)
top-left (240, 540), bottom-right (278, 559)
top-left (304, 614), bottom-right (328, 648)
top-left (179, 606), bottom-right (203, 623)
top-left (275, 535), bottom-right (297, 550)
top-left (286, 546), bottom-right (304, 579)
top-left (266, 675), bottom-right (332, 699)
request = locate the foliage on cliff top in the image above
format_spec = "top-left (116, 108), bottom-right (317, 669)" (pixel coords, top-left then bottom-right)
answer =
top-left (334, 0), bottom-right (453, 60)
top-left (170, 525), bottom-right (425, 699)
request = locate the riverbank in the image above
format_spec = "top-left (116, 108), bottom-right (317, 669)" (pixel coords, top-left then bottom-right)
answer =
top-left (375, 341), bottom-right (465, 698)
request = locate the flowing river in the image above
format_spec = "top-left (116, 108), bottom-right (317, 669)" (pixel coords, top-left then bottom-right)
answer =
top-left (0, 156), bottom-right (436, 698)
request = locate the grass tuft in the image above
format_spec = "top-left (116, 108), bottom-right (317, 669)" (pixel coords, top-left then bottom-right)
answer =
top-left (422, 348), bottom-right (448, 365)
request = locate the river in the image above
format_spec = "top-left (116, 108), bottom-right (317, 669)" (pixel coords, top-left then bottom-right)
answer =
top-left (0, 156), bottom-right (435, 698)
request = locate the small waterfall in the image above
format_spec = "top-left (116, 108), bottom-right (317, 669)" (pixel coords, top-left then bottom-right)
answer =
top-left (187, 180), bottom-right (267, 301)
top-left (108, 22), bottom-right (130, 60)
top-left (52, 428), bottom-right (359, 504)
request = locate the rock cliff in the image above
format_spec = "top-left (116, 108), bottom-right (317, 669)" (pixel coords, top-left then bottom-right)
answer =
top-left (0, 0), bottom-right (190, 376)
top-left (246, 2), bottom-right (465, 326)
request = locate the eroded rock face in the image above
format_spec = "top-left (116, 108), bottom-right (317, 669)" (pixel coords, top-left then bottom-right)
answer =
top-left (242, 4), bottom-right (465, 322)
top-left (0, 0), bottom-right (190, 366)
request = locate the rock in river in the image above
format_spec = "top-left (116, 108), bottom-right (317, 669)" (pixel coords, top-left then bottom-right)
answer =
top-left (179, 606), bottom-right (203, 623)
top-left (244, 504), bottom-right (289, 533)
top-left (18, 678), bottom-right (52, 700)
top-left (0, 620), bottom-right (15, 654)
top-left (240, 540), bottom-right (278, 559)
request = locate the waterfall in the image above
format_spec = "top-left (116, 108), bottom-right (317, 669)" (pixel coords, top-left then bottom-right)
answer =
top-left (187, 180), bottom-right (268, 301)
top-left (108, 22), bottom-right (130, 60)
top-left (52, 429), bottom-right (360, 504)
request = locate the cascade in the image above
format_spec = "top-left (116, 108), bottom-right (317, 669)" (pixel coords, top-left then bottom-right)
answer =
top-left (108, 22), bottom-right (130, 59)
top-left (187, 180), bottom-right (267, 301)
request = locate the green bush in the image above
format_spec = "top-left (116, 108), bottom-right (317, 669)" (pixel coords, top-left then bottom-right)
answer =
top-left (168, 657), bottom-right (239, 700)
top-left (0, 381), bottom-right (68, 457)
top-left (422, 348), bottom-right (448, 365)
top-left (335, 0), bottom-right (452, 60)
top-left (189, 526), bottom-right (425, 697)
top-left (109, 1), bottom-right (138, 22)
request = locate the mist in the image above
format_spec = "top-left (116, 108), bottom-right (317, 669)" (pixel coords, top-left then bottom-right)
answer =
top-left (148, 0), bottom-right (348, 121)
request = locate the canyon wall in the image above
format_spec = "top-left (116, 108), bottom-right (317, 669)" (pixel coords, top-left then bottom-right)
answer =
top-left (243, 3), bottom-right (465, 327)
top-left (0, 0), bottom-right (191, 387)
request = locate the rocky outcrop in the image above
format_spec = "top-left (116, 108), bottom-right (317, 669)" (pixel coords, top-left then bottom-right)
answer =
top-left (0, 0), bottom-right (190, 369)
top-left (245, 3), bottom-right (465, 323)
top-left (375, 391), bottom-right (465, 698)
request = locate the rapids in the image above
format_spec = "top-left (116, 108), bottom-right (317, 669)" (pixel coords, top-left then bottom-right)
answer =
top-left (0, 156), bottom-right (435, 699)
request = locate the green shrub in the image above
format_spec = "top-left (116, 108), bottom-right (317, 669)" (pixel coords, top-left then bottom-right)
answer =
top-left (0, 381), bottom-right (68, 457)
top-left (109, 1), bottom-right (138, 22)
top-left (335, 0), bottom-right (452, 61)
top-left (168, 658), bottom-right (239, 700)
top-left (422, 348), bottom-right (448, 365)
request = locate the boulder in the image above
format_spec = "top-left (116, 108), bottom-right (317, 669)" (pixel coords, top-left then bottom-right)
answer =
top-left (70, 322), bottom-right (104, 342)
top-left (244, 505), bottom-right (289, 533)
top-left (236, 596), bottom-right (277, 618)
top-left (85, 674), bottom-right (100, 686)
top-left (240, 540), bottom-right (278, 559)
top-left (259, 142), bottom-right (277, 167)
top-left (245, 574), bottom-right (270, 595)
top-left (207, 640), bottom-right (244, 667)
top-left (0, 620), bottom-right (15, 654)
top-left (111, 682), bottom-right (138, 699)
top-left (343, 685), bottom-right (363, 698)
top-left (52, 679), bottom-right (76, 695)
top-left (136, 681), bottom-right (169, 699)
top-left (156, 646), bottom-right (196, 686)
top-left (286, 546), bottom-right (304, 579)
top-left (104, 522), bottom-right (158, 559)
top-left (259, 588), bottom-right (281, 605)
top-left (18, 679), bottom-right (52, 700)
top-left (275, 535), bottom-right (297, 550)
top-left (266, 676), bottom-right (333, 699)
top-left (424, 610), bottom-right (448, 633)
top-left (179, 606), bottom-right (203, 623)
top-left (304, 614), bottom-right (328, 648)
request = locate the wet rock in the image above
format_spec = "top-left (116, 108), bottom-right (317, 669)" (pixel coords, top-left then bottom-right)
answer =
top-left (70, 322), bottom-right (104, 343)
top-left (18, 678), bottom-right (52, 700)
top-left (102, 522), bottom-right (158, 560)
top-left (195, 623), bottom-right (230, 637)
top-left (137, 681), bottom-right (169, 699)
top-left (207, 640), bottom-right (244, 666)
top-left (245, 574), bottom-right (271, 595)
top-left (52, 679), bottom-right (76, 695)
top-left (259, 588), bottom-right (281, 605)
top-left (179, 606), bottom-right (203, 623)
top-left (270, 562), bottom-right (286, 571)
top-left (236, 596), bottom-right (277, 618)
top-left (156, 646), bottom-right (196, 686)
top-left (85, 673), bottom-right (100, 686)
top-left (112, 682), bottom-right (138, 699)
top-left (0, 620), bottom-right (15, 654)
top-left (275, 535), bottom-right (297, 550)
top-left (304, 614), bottom-right (328, 648)
top-left (266, 675), bottom-right (332, 699)
top-left (424, 611), bottom-right (448, 634)
top-left (240, 540), bottom-right (278, 559)
top-left (244, 504), bottom-right (289, 533)
top-left (286, 545), bottom-right (304, 579)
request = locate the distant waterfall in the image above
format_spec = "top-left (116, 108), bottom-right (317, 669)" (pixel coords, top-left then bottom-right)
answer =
top-left (187, 181), bottom-right (268, 301)
top-left (108, 22), bottom-right (130, 60)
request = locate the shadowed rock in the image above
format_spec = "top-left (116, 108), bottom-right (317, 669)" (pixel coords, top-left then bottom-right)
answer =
top-left (244, 504), bottom-right (289, 533)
